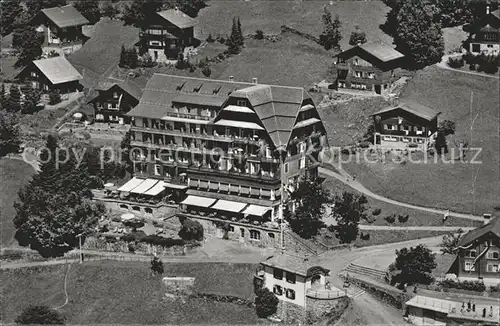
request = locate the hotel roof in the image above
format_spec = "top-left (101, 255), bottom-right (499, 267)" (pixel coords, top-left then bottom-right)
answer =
top-left (127, 74), bottom-right (316, 148)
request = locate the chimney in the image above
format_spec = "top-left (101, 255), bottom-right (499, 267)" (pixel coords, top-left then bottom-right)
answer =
top-left (483, 213), bottom-right (492, 225)
top-left (175, 6), bottom-right (179, 13)
top-left (252, 77), bottom-right (258, 84)
top-left (487, 6), bottom-right (490, 15)
top-left (229, 76), bottom-right (234, 82)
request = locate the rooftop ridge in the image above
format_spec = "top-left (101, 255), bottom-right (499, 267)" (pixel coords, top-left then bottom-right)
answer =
top-left (151, 73), bottom-right (305, 90)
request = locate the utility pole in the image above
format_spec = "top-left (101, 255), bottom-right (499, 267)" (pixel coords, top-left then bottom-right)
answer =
top-left (76, 232), bottom-right (84, 263)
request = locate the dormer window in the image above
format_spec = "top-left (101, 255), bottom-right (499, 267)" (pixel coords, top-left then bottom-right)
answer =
top-left (237, 99), bottom-right (246, 107)
top-left (176, 82), bottom-right (186, 91)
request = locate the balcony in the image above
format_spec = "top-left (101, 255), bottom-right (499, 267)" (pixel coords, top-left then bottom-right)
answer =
top-left (187, 165), bottom-right (280, 182)
top-left (163, 111), bottom-right (211, 121)
top-left (306, 288), bottom-right (347, 300)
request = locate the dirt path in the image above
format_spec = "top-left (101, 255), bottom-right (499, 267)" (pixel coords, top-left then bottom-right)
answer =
top-left (319, 166), bottom-right (483, 221)
top-left (359, 225), bottom-right (474, 231)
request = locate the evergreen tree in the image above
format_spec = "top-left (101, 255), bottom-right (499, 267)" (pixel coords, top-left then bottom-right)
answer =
top-left (102, 2), bottom-right (119, 19)
top-left (150, 256), bottom-right (164, 275)
top-left (349, 25), bottom-right (367, 46)
top-left (14, 26), bottom-right (43, 68)
top-left (14, 135), bottom-right (106, 257)
top-left (0, 112), bottom-right (21, 157)
top-left (227, 17), bottom-right (241, 54)
top-left (236, 17), bottom-right (244, 47)
top-left (15, 305), bottom-right (65, 325)
top-left (0, 84), bottom-right (7, 110)
top-left (21, 85), bottom-right (42, 114)
top-left (123, 0), bottom-right (163, 27)
top-left (395, 0), bottom-right (444, 68)
top-left (119, 44), bottom-right (126, 67)
top-left (7, 84), bottom-right (22, 113)
top-left (429, 0), bottom-right (473, 27)
top-left (1, 0), bottom-right (24, 36)
top-left (320, 7), bottom-right (342, 51)
top-left (49, 89), bottom-right (61, 105)
top-left (74, 0), bottom-right (101, 24)
top-left (127, 47), bottom-right (139, 68)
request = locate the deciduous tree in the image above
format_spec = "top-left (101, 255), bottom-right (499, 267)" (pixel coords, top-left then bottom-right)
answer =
top-left (13, 26), bottom-right (43, 68)
top-left (440, 228), bottom-right (464, 255)
top-left (178, 218), bottom-right (204, 241)
top-left (21, 85), bottom-right (42, 114)
top-left (74, 0), bottom-right (101, 24)
top-left (429, 0), bottom-right (473, 27)
top-left (15, 305), bottom-right (65, 325)
top-left (285, 177), bottom-right (332, 239)
top-left (7, 84), bottom-right (22, 113)
top-left (394, 0), bottom-right (444, 68)
top-left (331, 191), bottom-right (368, 243)
top-left (438, 120), bottom-right (456, 136)
top-left (1, 0), bottom-right (24, 36)
top-left (394, 244), bottom-right (437, 285)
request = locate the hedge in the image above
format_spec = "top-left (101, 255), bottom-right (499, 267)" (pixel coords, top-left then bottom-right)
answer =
top-left (439, 279), bottom-right (486, 292)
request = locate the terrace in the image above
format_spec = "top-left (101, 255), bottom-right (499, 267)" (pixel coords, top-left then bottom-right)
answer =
top-left (306, 282), bottom-right (347, 300)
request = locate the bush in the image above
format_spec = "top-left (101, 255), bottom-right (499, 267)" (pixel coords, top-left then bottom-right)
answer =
top-left (408, 143), bottom-right (418, 148)
top-left (359, 141), bottom-right (371, 148)
top-left (385, 214), bottom-right (396, 224)
top-left (121, 230), bottom-right (147, 242)
top-left (490, 285), bottom-right (500, 293)
top-left (142, 235), bottom-right (185, 247)
top-left (255, 30), bottom-right (264, 40)
top-left (206, 33), bottom-right (215, 43)
top-left (123, 219), bottom-right (145, 229)
top-left (15, 305), bottom-right (65, 324)
top-left (218, 36), bottom-right (226, 44)
top-left (255, 288), bottom-right (279, 318)
top-left (372, 208), bottom-right (382, 216)
top-left (469, 63), bottom-right (476, 71)
top-left (178, 218), bottom-right (204, 241)
top-left (398, 214), bottom-right (409, 223)
top-left (439, 279), bottom-right (486, 292)
top-left (364, 215), bottom-right (376, 224)
top-left (447, 57), bottom-right (464, 68)
top-left (202, 66), bottom-right (211, 77)
top-left (360, 232), bottom-right (370, 240)
top-left (48, 89), bottom-right (61, 105)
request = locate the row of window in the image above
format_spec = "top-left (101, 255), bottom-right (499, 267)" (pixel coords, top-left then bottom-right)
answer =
top-left (465, 250), bottom-right (499, 259)
top-left (385, 124), bottom-right (425, 132)
top-left (119, 204), bottom-right (154, 214)
top-left (283, 157), bottom-right (306, 174)
top-left (353, 71), bottom-right (375, 79)
top-left (382, 136), bottom-right (425, 143)
top-left (273, 285), bottom-right (296, 300)
top-left (464, 261), bottom-right (500, 273)
top-left (273, 268), bottom-right (296, 284)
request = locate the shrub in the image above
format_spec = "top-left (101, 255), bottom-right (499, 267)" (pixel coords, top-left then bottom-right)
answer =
top-left (490, 285), bottom-right (500, 293)
top-left (255, 288), bottom-right (279, 318)
top-left (202, 66), bottom-right (211, 77)
top-left (408, 143), bottom-right (418, 148)
top-left (469, 63), bottom-right (476, 71)
top-left (151, 256), bottom-right (164, 275)
top-left (121, 230), bottom-right (146, 242)
top-left (359, 141), bottom-right (371, 148)
top-left (255, 30), bottom-right (264, 40)
top-left (48, 89), bottom-right (61, 105)
top-left (218, 36), bottom-right (226, 44)
top-left (385, 214), bottom-right (396, 224)
top-left (79, 131), bottom-right (91, 140)
top-left (364, 215), bottom-right (376, 224)
top-left (178, 218), bottom-right (204, 241)
top-left (439, 279), bottom-right (486, 292)
top-left (141, 235), bottom-right (185, 247)
top-left (447, 57), bottom-right (464, 68)
top-left (15, 305), bottom-right (65, 324)
top-left (372, 208), bottom-right (382, 216)
top-left (123, 219), bottom-right (145, 229)
top-left (360, 232), bottom-right (370, 240)
top-left (206, 33), bottom-right (215, 43)
top-left (398, 214), bottom-right (409, 223)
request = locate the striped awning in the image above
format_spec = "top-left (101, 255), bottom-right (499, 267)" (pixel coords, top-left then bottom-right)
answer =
top-left (261, 189), bottom-right (271, 198)
top-left (299, 104), bottom-right (314, 112)
top-left (229, 185), bottom-right (239, 193)
top-left (164, 182), bottom-right (188, 190)
top-left (211, 200), bottom-right (247, 213)
top-left (243, 205), bottom-right (271, 216)
top-left (189, 179), bottom-right (199, 187)
top-left (143, 181), bottom-right (166, 196)
top-left (130, 179), bottom-right (158, 194)
top-left (214, 119), bottom-right (264, 130)
top-left (223, 105), bottom-right (254, 113)
top-left (117, 177), bottom-right (144, 192)
top-left (181, 195), bottom-right (216, 208)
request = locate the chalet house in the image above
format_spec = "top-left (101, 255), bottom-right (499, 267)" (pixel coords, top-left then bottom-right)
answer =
top-left (467, 6), bottom-right (500, 55)
top-left (15, 56), bottom-right (83, 96)
top-left (370, 101), bottom-right (440, 151)
top-left (30, 5), bottom-right (89, 55)
top-left (331, 42), bottom-right (405, 95)
top-left (88, 81), bottom-right (143, 124)
top-left (138, 8), bottom-right (197, 62)
top-left (447, 216), bottom-right (500, 286)
top-left (255, 254), bottom-right (340, 309)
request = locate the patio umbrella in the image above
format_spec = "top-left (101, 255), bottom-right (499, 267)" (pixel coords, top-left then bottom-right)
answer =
top-left (121, 213), bottom-right (135, 221)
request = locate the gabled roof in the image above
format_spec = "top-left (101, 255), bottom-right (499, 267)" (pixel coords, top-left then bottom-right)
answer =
top-left (127, 74), bottom-right (317, 149)
top-left (90, 80), bottom-right (143, 103)
top-left (459, 217), bottom-right (500, 247)
top-left (157, 9), bottom-right (197, 29)
top-left (19, 57), bottom-right (82, 85)
top-left (337, 41), bottom-right (404, 63)
top-left (261, 254), bottom-right (329, 277)
top-left (370, 101), bottom-right (441, 122)
top-left (493, 9), bottom-right (500, 20)
top-left (35, 5), bottom-right (89, 28)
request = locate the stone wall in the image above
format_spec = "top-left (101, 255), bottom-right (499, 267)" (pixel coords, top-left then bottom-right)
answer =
top-left (306, 296), bottom-right (350, 325)
top-left (99, 199), bottom-right (178, 220)
top-left (163, 276), bottom-right (195, 294)
top-left (276, 300), bottom-right (306, 324)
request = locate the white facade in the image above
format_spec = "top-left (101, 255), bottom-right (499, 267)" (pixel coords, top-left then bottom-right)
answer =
top-left (469, 42), bottom-right (500, 55)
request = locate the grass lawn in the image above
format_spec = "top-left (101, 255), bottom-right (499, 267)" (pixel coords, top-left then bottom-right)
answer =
top-left (342, 66), bottom-right (500, 214)
top-left (443, 26), bottom-right (468, 54)
top-left (321, 176), bottom-right (481, 228)
top-left (0, 55), bottom-right (21, 82)
top-left (197, 0), bottom-right (393, 50)
top-left (0, 158), bottom-right (35, 248)
top-left (0, 261), bottom-right (264, 324)
top-left (67, 18), bottom-right (138, 82)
